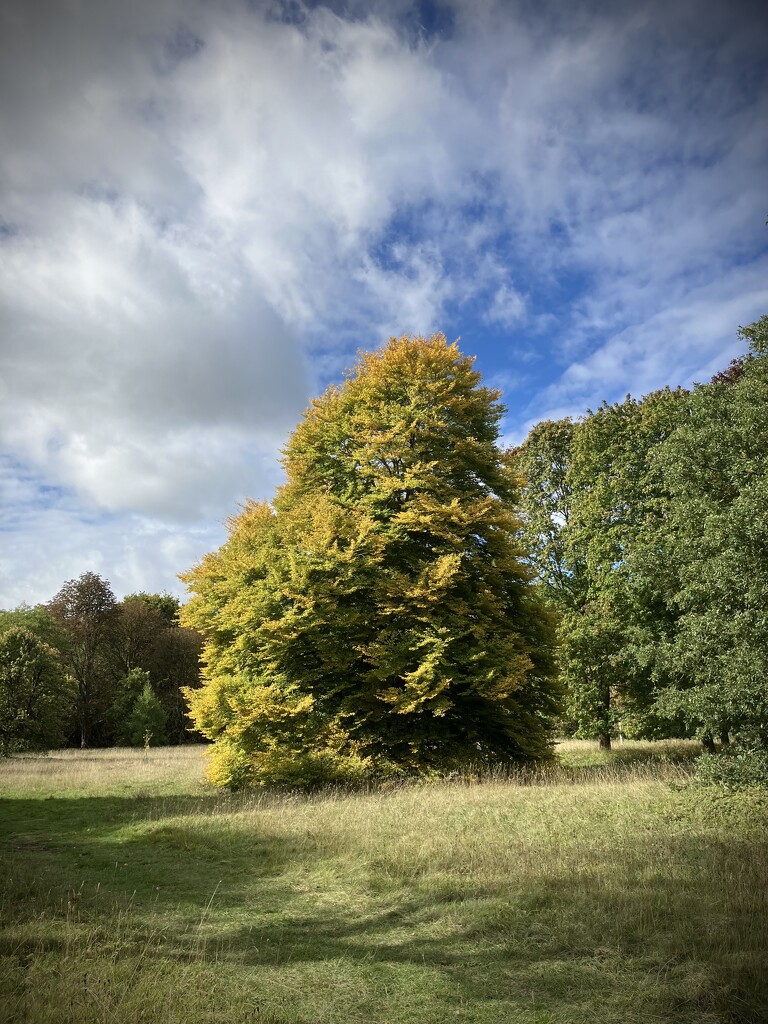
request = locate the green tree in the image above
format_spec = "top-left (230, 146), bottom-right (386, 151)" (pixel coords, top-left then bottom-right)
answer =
top-left (0, 626), bottom-right (74, 755)
top-left (650, 316), bottom-right (768, 755)
top-left (183, 334), bottom-right (559, 787)
top-left (124, 681), bottom-right (168, 747)
top-left (565, 389), bottom-right (687, 746)
top-left (113, 595), bottom-right (201, 744)
top-left (125, 592), bottom-right (181, 627)
top-left (47, 572), bottom-right (117, 747)
top-left (514, 391), bottom-right (686, 748)
top-left (0, 604), bottom-right (63, 646)
top-left (110, 667), bottom-right (151, 743)
top-left (512, 418), bottom-right (581, 604)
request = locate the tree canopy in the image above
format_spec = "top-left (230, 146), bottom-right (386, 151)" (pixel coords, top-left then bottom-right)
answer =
top-left (182, 334), bottom-right (559, 787)
top-left (0, 626), bottom-right (73, 755)
top-left (2, 577), bottom-right (204, 749)
top-left (648, 316), bottom-right (768, 751)
top-left (47, 572), bottom-right (117, 747)
top-left (514, 315), bottom-right (768, 773)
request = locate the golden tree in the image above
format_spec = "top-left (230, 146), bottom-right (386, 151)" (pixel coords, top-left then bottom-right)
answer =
top-left (182, 335), bottom-right (559, 786)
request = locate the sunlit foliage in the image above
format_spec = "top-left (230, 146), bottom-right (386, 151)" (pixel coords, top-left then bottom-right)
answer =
top-left (183, 335), bottom-right (559, 786)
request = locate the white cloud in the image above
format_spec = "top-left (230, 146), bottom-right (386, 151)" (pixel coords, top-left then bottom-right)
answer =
top-left (527, 255), bottom-right (768, 426)
top-left (484, 284), bottom-right (527, 329)
top-left (0, 0), bottom-right (765, 604)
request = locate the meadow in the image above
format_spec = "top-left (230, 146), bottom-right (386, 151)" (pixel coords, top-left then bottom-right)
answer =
top-left (1, 742), bottom-right (766, 1024)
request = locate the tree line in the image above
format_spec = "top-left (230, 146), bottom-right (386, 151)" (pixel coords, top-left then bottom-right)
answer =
top-left (513, 315), bottom-right (768, 762)
top-left (3, 316), bottom-right (765, 786)
top-left (0, 575), bottom-right (202, 754)
top-left (179, 317), bottom-right (767, 788)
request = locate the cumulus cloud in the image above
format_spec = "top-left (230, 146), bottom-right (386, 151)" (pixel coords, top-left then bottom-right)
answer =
top-left (1, 0), bottom-right (766, 603)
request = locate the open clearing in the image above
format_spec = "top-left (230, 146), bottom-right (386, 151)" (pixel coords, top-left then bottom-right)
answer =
top-left (1, 742), bottom-right (766, 1024)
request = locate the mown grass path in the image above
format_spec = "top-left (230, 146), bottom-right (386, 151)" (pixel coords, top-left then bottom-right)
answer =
top-left (1, 744), bottom-right (766, 1023)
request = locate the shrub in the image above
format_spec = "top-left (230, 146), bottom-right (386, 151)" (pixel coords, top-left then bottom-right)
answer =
top-left (694, 743), bottom-right (768, 791)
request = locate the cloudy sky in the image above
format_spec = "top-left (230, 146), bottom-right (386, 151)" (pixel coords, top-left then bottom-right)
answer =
top-left (1, 0), bottom-right (766, 607)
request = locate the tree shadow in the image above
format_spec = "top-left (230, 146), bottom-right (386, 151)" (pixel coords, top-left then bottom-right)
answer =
top-left (2, 791), bottom-right (767, 1021)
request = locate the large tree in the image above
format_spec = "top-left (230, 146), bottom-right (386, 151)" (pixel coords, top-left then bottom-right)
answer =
top-left (514, 390), bottom-right (686, 747)
top-left (183, 334), bottom-right (559, 787)
top-left (649, 316), bottom-right (768, 752)
top-left (48, 572), bottom-right (117, 747)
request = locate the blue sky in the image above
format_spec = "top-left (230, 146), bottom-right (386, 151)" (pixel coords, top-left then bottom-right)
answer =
top-left (1, 0), bottom-right (767, 606)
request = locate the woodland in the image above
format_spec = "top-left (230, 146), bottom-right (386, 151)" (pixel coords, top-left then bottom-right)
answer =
top-left (1, 316), bottom-right (767, 791)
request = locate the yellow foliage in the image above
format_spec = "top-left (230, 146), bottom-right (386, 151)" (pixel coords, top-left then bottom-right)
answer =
top-left (181, 334), bottom-right (559, 787)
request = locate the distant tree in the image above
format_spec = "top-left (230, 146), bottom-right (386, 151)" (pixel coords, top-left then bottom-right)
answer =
top-left (113, 594), bottom-right (201, 743)
top-left (125, 592), bottom-right (181, 627)
top-left (47, 572), bottom-right (117, 747)
top-left (0, 626), bottom-right (74, 754)
top-left (183, 334), bottom-right (559, 787)
top-left (123, 681), bottom-right (168, 747)
top-left (0, 604), bottom-right (64, 647)
top-left (112, 597), bottom-right (167, 679)
top-left (110, 667), bottom-right (151, 744)
top-left (149, 622), bottom-right (202, 743)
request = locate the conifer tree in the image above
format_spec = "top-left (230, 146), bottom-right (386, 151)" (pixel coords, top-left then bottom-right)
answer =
top-left (183, 335), bottom-right (559, 786)
top-left (124, 682), bottom-right (168, 748)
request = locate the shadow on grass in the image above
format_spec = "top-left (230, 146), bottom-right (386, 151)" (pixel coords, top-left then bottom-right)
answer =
top-left (1, 789), bottom-right (767, 1023)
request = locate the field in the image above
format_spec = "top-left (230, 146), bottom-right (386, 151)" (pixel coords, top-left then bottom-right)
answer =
top-left (1, 743), bottom-right (767, 1024)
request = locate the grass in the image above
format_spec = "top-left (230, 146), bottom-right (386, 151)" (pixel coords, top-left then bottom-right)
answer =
top-left (1, 742), bottom-right (766, 1023)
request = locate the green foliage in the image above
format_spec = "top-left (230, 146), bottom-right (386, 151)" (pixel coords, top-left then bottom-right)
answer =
top-left (1, 584), bottom-right (202, 750)
top-left (512, 418), bottom-right (581, 604)
top-left (113, 595), bottom-right (201, 743)
top-left (514, 392), bottom-right (686, 746)
top-left (123, 682), bottom-right (168, 747)
top-left (47, 572), bottom-right (118, 747)
top-left (648, 315), bottom-right (768, 750)
top-left (515, 314), bottom-right (768, 760)
top-left (565, 389), bottom-right (686, 743)
top-left (110, 668), bottom-right (151, 744)
top-left (184, 335), bottom-right (559, 787)
top-left (0, 603), bottom-right (63, 647)
top-left (694, 743), bottom-right (768, 790)
top-left (124, 591), bottom-right (181, 627)
top-left (0, 626), bottom-right (74, 754)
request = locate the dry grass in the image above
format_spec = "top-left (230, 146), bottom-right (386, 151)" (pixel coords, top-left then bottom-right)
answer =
top-left (0, 744), bottom-right (209, 797)
top-left (1, 742), bottom-right (766, 1023)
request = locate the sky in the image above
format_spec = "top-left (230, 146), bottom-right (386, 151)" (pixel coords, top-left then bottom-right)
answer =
top-left (1, 0), bottom-right (767, 608)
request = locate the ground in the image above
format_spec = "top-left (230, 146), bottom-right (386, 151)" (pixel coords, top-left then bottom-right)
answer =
top-left (1, 742), bottom-right (766, 1023)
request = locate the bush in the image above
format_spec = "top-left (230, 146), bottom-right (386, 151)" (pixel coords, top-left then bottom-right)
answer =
top-left (694, 744), bottom-right (768, 790)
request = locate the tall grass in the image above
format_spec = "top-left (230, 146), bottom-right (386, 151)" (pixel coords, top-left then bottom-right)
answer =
top-left (1, 742), bottom-right (766, 1023)
top-left (0, 745), bottom-right (209, 797)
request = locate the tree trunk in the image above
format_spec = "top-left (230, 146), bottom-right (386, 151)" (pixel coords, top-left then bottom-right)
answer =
top-left (719, 728), bottom-right (730, 746)
top-left (80, 695), bottom-right (89, 748)
top-left (702, 732), bottom-right (716, 754)
top-left (598, 681), bottom-right (611, 750)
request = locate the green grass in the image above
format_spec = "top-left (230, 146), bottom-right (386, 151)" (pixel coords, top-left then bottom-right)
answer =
top-left (1, 743), bottom-right (766, 1023)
